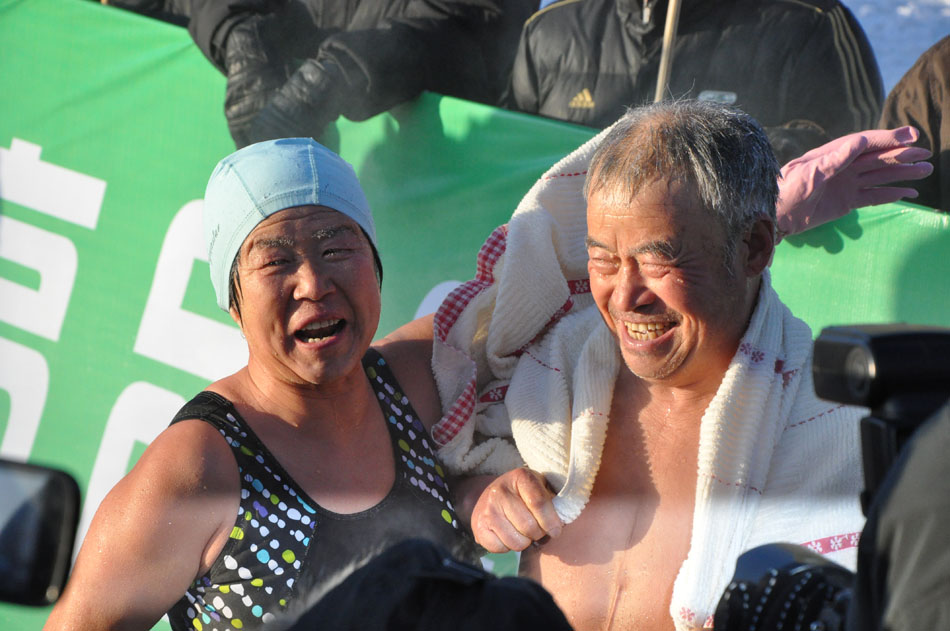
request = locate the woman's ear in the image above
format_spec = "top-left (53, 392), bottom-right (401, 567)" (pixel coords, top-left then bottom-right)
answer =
top-left (743, 217), bottom-right (776, 276)
top-left (229, 305), bottom-right (242, 330)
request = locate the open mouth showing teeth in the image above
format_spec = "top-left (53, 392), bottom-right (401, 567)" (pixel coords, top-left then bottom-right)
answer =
top-left (624, 321), bottom-right (674, 341)
top-left (295, 319), bottom-right (345, 342)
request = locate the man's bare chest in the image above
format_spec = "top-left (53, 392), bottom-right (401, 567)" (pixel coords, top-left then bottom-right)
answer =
top-left (522, 486), bottom-right (695, 631)
top-left (522, 401), bottom-right (703, 630)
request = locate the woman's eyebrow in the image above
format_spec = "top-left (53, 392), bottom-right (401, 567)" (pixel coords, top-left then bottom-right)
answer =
top-left (251, 236), bottom-right (294, 251)
top-left (248, 225), bottom-right (361, 255)
top-left (310, 225), bottom-right (359, 241)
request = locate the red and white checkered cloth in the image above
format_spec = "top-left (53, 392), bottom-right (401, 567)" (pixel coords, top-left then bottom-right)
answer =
top-left (429, 124), bottom-right (609, 474)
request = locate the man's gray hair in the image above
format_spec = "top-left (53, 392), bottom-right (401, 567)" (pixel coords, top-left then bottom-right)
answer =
top-left (584, 100), bottom-right (780, 262)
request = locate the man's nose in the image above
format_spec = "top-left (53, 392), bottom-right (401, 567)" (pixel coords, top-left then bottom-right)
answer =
top-left (614, 265), bottom-right (653, 311)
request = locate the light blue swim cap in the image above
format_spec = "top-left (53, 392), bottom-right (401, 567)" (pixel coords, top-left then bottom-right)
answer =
top-left (203, 138), bottom-right (377, 311)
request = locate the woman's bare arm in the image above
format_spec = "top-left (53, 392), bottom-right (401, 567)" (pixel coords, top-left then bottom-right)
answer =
top-left (44, 421), bottom-right (240, 631)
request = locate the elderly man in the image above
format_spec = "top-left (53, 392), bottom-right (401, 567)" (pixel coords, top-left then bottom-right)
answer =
top-left (428, 100), bottom-right (878, 631)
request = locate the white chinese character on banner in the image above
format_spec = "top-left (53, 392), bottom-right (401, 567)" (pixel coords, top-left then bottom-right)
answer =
top-left (0, 139), bottom-right (105, 456)
top-left (0, 138), bottom-right (104, 341)
top-left (0, 338), bottom-right (48, 460)
top-left (134, 200), bottom-right (247, 381)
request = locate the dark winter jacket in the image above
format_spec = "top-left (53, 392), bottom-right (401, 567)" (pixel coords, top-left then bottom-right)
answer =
top-left (507, 0), bottom-right (884, 163)
top-left (184, 0), bottom-right (537, 146)
top-left (878, 35), bottom-right (949, 212)
top-left (102, 0), bottom-right (192, 26)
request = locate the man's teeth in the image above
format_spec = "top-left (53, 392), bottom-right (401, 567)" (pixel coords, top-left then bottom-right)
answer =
top-left (624, 321), bottom-right (672, 340)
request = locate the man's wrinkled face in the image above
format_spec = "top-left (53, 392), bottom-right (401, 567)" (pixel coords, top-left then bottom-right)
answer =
top-left (586, 178), bottom-right (752, 388)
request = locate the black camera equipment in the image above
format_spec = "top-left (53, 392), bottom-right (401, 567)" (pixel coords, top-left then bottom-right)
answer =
top-left (811, 324), bottom-right (950, 513)
top-left (713, 542), bottom-right (854, 631)
top-left (714, 324), bottom-right (950, 631)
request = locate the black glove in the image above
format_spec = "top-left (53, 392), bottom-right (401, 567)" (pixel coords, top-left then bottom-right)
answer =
top-left (223, 10), bottom-right (299, 147)
top-left (243, 57), bottom-right (345, 147)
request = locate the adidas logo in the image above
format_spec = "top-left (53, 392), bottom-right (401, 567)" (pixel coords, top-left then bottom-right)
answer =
top-left (569, 88), bottom-right (595, 109)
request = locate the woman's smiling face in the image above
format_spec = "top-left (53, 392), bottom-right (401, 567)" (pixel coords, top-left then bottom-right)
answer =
top-left (232, 205), bottom-right (381, 391)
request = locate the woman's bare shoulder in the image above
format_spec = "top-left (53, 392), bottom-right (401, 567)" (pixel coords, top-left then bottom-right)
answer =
top-left (135, 412), bottom-right (239, 496)
top-left (44, 402), bottom-right (242, 629)
top-left (373, 314), bottom-right (441, 430)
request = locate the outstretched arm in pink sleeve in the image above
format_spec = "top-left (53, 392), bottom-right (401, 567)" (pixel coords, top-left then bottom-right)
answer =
top-left (775, 126), bottom-right (935, 241)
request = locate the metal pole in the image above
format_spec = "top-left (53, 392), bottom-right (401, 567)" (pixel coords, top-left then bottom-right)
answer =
top-left (653, 0), bottom-right (683, 102)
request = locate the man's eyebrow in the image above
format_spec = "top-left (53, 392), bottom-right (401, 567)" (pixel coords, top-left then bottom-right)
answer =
top-left (585, 235), bottom-right (678, 259)
top-left (632, 239), bottom-right (678, 259)
top-left (585, 235), bottom-right (609, 250)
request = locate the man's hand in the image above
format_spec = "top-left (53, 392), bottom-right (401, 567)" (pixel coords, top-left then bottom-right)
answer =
top-left (468, 468), bottom-right (564, 553)
top-left (775, 126), bottom-right (935, 240)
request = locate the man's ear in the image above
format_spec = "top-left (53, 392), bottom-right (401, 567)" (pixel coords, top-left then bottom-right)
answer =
top-left (743, 217), bottom-right (775, 276)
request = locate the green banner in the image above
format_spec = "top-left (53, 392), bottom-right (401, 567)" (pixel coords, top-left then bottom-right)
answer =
top-left (772, 203), bottom-right (950, 332)
top-left (1, 0), bottom-right (949, 629)
top-left (0, 0), bottom-right (592, 626)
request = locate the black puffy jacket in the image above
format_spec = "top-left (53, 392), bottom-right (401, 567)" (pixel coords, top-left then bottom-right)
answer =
top-left (507, 0), bottom-right (884, 163)
top-left (184, 0), bottom-right (537, 146)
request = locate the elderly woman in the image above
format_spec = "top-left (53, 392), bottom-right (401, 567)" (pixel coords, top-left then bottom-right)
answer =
top-left (45, 138), bottom-right (478, 630)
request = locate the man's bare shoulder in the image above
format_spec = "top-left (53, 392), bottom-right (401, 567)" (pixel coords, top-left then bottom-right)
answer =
top-left (375, 313), bottom-right (435, 354)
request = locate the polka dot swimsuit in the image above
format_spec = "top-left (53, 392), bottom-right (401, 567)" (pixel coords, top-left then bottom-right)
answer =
top-left (165, 349), bottom-right (478, 631)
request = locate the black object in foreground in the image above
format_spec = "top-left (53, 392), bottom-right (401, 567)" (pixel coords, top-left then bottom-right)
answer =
top-left (278, 538), bottom-right (573, 631)
top-left (0, 458), bottom-right (80, 606)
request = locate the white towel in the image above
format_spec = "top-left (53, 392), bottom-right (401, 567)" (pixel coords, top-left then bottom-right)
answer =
top-left (431, 123), bottom-right (608, 472)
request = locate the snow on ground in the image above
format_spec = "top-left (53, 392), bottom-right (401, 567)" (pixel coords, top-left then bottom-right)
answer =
top-left (849, 0), bottom-right (950, 94)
